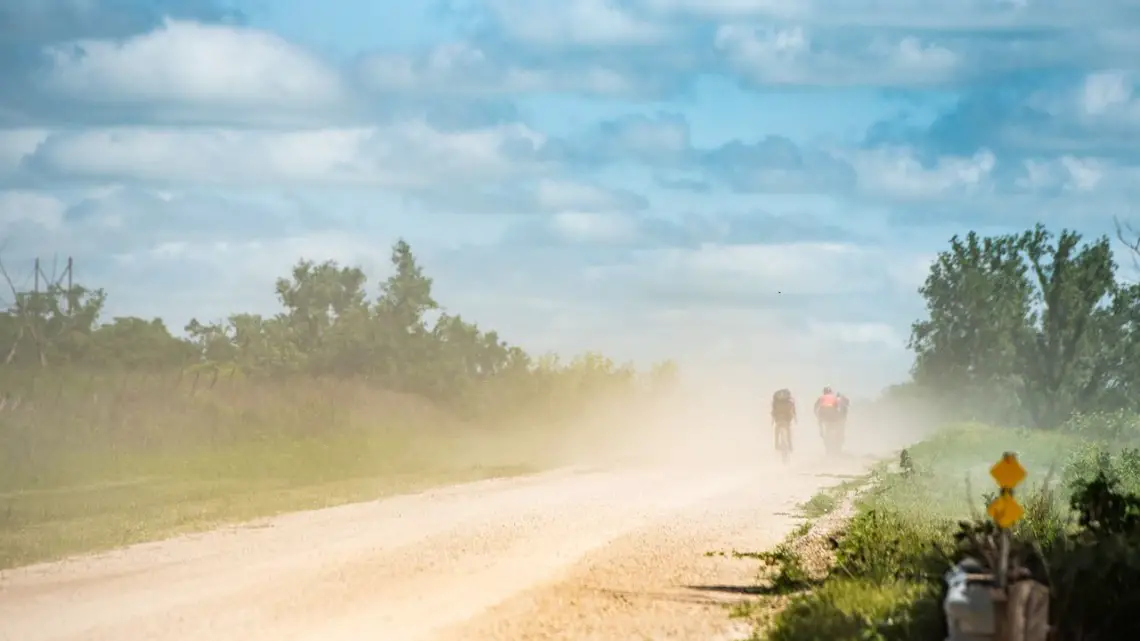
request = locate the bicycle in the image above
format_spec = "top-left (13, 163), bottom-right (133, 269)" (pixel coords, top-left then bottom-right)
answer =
top-left (773, 419), bottom-right (792, 464)
top-left (819, 416), bottom-right (845, 457)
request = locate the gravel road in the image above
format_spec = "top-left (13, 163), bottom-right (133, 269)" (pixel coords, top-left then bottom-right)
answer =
top-left (0, 440), bottom-right (890, 641)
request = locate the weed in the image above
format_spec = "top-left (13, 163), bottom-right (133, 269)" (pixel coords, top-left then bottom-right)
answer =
top-left (798, 492), bottom-right (839, 519)
top-left (763, 579), bottom-right (942, 641)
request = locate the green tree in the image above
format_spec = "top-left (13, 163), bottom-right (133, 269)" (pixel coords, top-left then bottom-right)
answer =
top-left (184, 318), bottom-right (237, 363)
top-left (373, 239), bottom-right (440, 393)
top-left (910, 224), bottom-right (1129, 427)
top-left (1016, 226), bottom-right (1117, 426)
top-left (89, 317), bottom-right (195, 368)
top-left (909, 230), bottom-right (1033, 423)
top-left (274, 259), bottom-right (368, 357)
top-left (4, 239), bottom-right (666, 428)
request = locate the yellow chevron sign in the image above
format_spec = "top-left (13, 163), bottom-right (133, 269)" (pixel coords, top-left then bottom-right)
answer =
top-left (987, 493), bottom-right (1024, 529)
top-left (990, 452), bottom-right (1026, 490)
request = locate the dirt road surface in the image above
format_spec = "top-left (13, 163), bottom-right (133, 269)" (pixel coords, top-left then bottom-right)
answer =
top-left (0, 446), bottom-right (888, 641)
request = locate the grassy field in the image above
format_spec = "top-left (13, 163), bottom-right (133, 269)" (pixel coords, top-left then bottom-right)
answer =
top-left (741, 416), bottom-right (1140, 641)
top-left (0, 368), bottom-right (624, 569)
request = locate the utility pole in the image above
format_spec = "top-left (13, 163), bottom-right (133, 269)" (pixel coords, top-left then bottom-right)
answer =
top-left (65, 257), bottom-right (73, 312)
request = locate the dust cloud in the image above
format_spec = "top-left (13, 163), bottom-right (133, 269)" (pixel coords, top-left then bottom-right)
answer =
top-left (0, 358), bottom-right (940, 641)
top-left (469, 361), bottom-right (940, 475)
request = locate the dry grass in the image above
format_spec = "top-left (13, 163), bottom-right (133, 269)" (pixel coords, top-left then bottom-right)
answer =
top-left (0, 367), bottom-right (617, 569)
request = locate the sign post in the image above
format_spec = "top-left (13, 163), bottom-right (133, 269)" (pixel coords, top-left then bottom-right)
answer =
top-left (987, 452), bottom-right (1027, 589)
top-left (943, 452), bottom-right (1046, 641)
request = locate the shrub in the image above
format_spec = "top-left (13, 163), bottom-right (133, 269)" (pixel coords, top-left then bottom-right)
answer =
top-left (765, 579), bottom-right (942, 641)
top-left (832, 508), bottom-right (950, 584)
top-left (1060, 410), bottom-right (1140, 443)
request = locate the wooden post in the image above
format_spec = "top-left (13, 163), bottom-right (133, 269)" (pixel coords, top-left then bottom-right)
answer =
top-left (985, 580), bottom-right (1050, 641)
top-left (1006, 580), bottom-right (1049, 641)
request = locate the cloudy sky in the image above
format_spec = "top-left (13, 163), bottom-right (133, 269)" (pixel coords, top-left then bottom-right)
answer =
top-left (3, 0), bottom-right (1140, 395)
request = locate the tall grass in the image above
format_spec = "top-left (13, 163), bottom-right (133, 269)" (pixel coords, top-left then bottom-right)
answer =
top-left (0, 365), bottom-right (637, 568)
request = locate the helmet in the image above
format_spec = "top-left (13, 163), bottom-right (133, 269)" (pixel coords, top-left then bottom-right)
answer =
top-left (822, 386), bottom-right (833, 395)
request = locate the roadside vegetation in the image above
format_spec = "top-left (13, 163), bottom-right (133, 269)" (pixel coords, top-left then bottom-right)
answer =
top-left (0, 239), bottom-right (676, 568)
top-left (743, 222), bottom-right (1140, 640)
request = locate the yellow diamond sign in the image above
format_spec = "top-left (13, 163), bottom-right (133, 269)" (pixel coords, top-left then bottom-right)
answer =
top-left (987, 493), bottom-right (1025, 529)
top-left (990, 452), bottom-right (1027, 489)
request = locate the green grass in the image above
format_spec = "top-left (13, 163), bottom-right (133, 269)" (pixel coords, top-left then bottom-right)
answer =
top-left (746, 421), bottom-right (1103, 641)
top-left (0, 431), bottom-right (540, 569)
top-left (0, 368), bottom-right (627, 569)
top-left (765, 580), bottom-right (941, 641)
top-left (797, 475), bottom-right (869, 519)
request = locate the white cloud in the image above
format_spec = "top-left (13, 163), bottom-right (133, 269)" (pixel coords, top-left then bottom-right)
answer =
top-left (1072, 71), bottom-right (1140, 134)
top-left (115, 230), bottom-right (383, 279)
top-left (356, 43), bottom-right (650, 97)
top-left (637, 0), bottom-right (1127, 29)
top-left (0, 129), bottom-right (49, 176)
top-left (1015, 156), bottom-right (1105, 193)
top-left (714, 24), bottom-right (961, 86)
top-left (1081, 71), bottom-right (1135, 115)
top-left (550, 211), bottom-right (640, 243)
top-left (534, 179), bottom-right (638, 212)
top-left (22, 122), bottom-right (551, 188)
top-left (849, 147), bottom-right (997, 201)
top-left (0, 190), bottom-right (66, 231)
top-left (884, 253), bottom-right (936, 290)
top-left (808, 320), bottom-right (905, 348)
top-left (982, 71), bottom-right (1140, 154)
top-left (484, 0), bottom-right (670, 47)
top-left (604, 241), bottom-right (919, 302)
top-left (654, 242), bottom-right (859, 291)
top-left (602, 115), bottom-right (690, 157)
top-left (36, 20), bottom-right (347, 123)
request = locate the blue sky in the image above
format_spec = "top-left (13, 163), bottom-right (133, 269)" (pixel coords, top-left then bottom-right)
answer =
top-left (3, 0), bottom-right (1140, 395)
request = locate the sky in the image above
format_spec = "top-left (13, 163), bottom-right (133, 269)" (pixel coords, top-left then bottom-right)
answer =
top-left (3, 0), bottom-right (1140, 396)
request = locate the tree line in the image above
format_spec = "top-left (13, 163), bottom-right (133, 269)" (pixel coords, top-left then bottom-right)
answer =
top-left (902, 222), bottom-right (1140, 428)
top-left (0, 239), bottom-right (678, 415)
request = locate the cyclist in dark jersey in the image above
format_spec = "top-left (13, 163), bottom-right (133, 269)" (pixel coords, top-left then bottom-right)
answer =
top-left (771, 388), bottom-right (797, 452)
top-left (836, 392), bottom-right (850, 429)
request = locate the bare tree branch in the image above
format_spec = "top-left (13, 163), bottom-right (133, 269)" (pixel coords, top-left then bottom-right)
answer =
top-left (1114, 216), bottom-right (1140, 276)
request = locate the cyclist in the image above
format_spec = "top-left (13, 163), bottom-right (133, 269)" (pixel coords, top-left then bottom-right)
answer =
top-left (836, 392), bottom-right (850, 428)
top-left (771, 388), bottom-right (797, 452)
top-left (814, 386), bottom-right (840, 436)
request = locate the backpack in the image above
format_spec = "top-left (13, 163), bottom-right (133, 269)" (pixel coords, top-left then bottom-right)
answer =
top-left (772, 389), bottom-right (794, 419)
